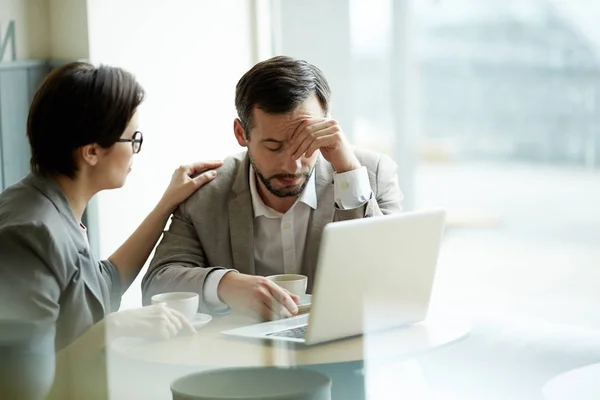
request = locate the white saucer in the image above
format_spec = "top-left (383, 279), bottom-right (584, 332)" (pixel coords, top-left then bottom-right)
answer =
top-left (297, 294), bottom-right (312, 312)
top-left (191, 313), bottom-right (212, 329)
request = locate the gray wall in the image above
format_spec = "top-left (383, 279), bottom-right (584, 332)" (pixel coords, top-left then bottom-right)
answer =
top-left (0, 60), bottom-right (49, 190)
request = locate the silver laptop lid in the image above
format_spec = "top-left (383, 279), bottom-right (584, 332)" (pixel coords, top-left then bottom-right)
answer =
top-left (305, 209), bottom-right (446, 344)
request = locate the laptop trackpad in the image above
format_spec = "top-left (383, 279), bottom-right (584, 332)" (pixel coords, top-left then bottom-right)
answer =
top-left (222, 314), bottom-right (310, 339)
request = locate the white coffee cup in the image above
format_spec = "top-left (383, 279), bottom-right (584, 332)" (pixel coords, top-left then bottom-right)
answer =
top-left (151, 292), bottom-right (199, 321)
top-left (266, 274), bottom-right (308, 296)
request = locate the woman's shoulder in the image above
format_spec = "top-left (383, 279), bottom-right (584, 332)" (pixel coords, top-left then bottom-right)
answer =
top-left (0, 176), bottom-right (62, 229)
top-left (0, 176), bottom-right (80, 276)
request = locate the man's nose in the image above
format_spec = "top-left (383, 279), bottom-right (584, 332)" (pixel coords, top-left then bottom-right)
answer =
top-left (281, 154), bottom-right (302, 174)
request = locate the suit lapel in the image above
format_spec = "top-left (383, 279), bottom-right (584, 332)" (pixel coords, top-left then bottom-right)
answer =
top-left (302, 157), bottom-right (335, 292)
top-left (228, 155), bottom-right (256, 275)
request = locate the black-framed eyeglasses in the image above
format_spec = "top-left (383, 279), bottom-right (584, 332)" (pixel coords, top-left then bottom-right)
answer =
top-left (117, 131), bottom-right (143, 154)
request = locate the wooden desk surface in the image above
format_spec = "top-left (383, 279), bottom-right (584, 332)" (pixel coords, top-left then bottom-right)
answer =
top-left (108, 314), bottom-right (470, 368)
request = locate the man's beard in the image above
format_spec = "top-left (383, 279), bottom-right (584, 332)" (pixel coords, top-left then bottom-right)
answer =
top-left (249, 153), bottom-right (313, 198)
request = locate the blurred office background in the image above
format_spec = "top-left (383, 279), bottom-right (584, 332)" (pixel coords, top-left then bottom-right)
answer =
top-left (1, 0), bottom-right (600, 398)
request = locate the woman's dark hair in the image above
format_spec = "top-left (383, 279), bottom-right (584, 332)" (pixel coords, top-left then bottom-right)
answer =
top-left (235, 56), bottom-right (331, 139)
top-left (27, 62), bottom-right (145, 178)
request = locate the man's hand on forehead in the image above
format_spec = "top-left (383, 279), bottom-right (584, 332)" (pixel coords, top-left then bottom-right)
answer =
top-left (286, 115), bottom-right (361, 173)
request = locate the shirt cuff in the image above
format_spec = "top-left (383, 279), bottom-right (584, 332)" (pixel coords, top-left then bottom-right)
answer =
top-left (204, 269), bottom-right (236, 310)
top-left (334, 166), bottom-right (373, 209)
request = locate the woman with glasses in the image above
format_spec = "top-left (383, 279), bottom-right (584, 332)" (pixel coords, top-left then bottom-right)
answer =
top-left (0, 62), bottom-right (222, 399)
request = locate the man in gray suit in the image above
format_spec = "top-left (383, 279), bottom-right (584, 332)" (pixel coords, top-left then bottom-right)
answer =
top-left (143, 56), bottom-right (403, 320)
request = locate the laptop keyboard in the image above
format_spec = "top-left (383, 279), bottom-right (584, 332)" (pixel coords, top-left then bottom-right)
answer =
top-left (267, 325), bottom-right (308, 339)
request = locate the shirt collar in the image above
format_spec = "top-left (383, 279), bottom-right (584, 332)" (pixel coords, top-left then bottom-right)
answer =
top-left (248, 164), bottom-right (317, 219)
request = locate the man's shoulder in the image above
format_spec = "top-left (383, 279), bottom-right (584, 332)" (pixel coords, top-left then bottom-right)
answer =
top-left (181, 151), bottom-right (247, 207)
top-left (352, 147), bottom-right (394, 171)
top-left (214, 151), bottom-right (246, 180)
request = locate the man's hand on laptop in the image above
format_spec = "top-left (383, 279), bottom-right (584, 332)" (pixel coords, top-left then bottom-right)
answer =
top-left (217, 272), bottom-right (300, 320)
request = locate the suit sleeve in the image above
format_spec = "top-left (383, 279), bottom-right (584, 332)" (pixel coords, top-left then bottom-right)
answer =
top-left (0, 225), bottom-right (61, 326)
top-left (0, 224), bottom-right (61, 369)
top-left (141, 201), bottom-right (224, 310)
top-left (333, 154), bottom-right (403, 221)
top-left (98, 260), bottom-right (122, 312)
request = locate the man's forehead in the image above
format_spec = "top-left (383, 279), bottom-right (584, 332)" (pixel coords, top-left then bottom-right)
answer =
top-left (254, 115), bottom-right (303, 138)
top-left (251, 99), bottom-right (325, 138)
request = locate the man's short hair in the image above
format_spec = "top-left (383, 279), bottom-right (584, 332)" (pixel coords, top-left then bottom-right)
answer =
top-left (27, 62), bottom-right (144, 178)
top-left (235, 56), bottom-right (331, 139)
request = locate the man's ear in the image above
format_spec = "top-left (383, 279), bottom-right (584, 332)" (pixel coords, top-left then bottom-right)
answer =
top-left (233, 118), bottom-right (249, 147)
top-left (79, 144), bottom-right (100, 167)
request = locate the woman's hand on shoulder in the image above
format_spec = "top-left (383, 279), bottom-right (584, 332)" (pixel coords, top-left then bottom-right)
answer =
top-left (159, 160), bottom-right (223, 213)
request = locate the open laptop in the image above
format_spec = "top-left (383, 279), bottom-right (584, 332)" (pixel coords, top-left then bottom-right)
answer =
top-left (222, 209), bottom-right (446, 345)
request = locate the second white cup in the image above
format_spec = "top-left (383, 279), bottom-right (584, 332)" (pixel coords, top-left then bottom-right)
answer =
top-left (266, 274), bottom-right (308, 296)
top-left (151, 292), bottom-right (199, 321)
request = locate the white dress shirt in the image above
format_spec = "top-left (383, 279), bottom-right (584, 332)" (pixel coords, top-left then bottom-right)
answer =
top-left (204, 164), bottom-right (373, 309)
top-left (250, 165), bottom-right (318, 277)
